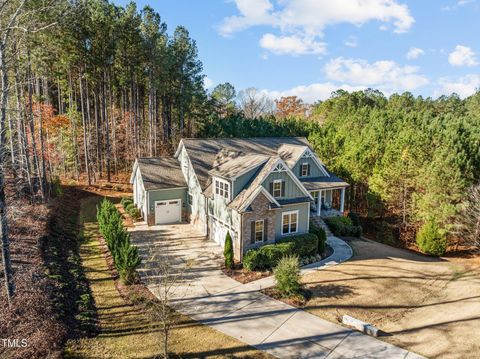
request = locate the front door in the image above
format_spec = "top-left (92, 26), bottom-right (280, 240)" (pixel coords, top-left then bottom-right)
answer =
top-left (155, 199), bottom-right (181, 225)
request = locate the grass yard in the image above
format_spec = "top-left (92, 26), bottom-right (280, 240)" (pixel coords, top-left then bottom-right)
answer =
top-left (64, 195), bottom-right (271, 359)
top-left (302, 238), bottom-right (480, 359)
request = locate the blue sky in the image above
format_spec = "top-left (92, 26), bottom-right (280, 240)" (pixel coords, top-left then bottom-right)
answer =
top-left (115, 0), bottom-right (480, 103)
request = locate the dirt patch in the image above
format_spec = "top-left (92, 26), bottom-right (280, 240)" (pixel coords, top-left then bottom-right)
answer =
top-left (302, 237), bottom-right (480, 359)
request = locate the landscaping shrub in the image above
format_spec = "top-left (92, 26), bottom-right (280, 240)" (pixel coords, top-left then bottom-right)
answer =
top-left (125, 202), bottom-right (135, 213)
top-left (274, 255), bottom-right (301, 297)
top-left (243, 242), bottom-right (294, 271)
top-left (243, 249), bottom-right (267, 271)
top-left (325, 216), bottom-right (362, 237)
top-left (224, 231), bottom-right (234, 269)
top-left (97, 198), bottom-right (141, 284)
top-left (309, 221), bottom-right (327, 253)
top-left (277, 233), bottom-right (318, 257)
top-left (261, 243), bottom-right (295, 267)
top-left (416, 219), bottom-right (447, 256)
top-left (128, 206), bottom-right (141, 219)
top-left (347, 212), bottom-right (361, 226)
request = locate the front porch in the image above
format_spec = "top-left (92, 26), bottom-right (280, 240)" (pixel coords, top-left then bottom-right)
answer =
top-left (310, 187), bottom-right (346, 218)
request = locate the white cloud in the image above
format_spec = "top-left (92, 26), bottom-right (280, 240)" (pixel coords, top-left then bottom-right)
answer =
top-left (204, 77), bottom-right (214, 89)
top-left (406, 47), bottom-right (425, 60)
top-left (344, 36), bottom-right (358, 48)
top-left (436, 74), bottom-right (480, 98)
top-left (448, 45), bottom-right (478, 67)
top-left (324, 57), bottom-right (429, 92)
top-left (259, 33), bottom-right (326, 55)
top-left (220, 0), bottom-right (414, 55)
top-left (263, 82), bottom-right (365, 103)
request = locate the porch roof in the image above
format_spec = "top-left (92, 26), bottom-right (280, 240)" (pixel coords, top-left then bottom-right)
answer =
top-left (300, 174), bottom-right (349, 191)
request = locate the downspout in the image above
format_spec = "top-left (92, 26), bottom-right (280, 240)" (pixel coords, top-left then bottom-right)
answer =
top-left (239, 212), bottom-right (244, 262)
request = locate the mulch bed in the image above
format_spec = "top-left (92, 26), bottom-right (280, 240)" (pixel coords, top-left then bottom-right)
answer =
top-left (261, 287), bottom-right (311, 307)
top-left (223, 244), bottom-right (335, 284)
top-left (222, 263), bottom-right (272, 284)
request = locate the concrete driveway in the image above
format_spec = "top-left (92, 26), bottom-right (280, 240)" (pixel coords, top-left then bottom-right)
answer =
top-left (130, 222), bottom-right (425, 359)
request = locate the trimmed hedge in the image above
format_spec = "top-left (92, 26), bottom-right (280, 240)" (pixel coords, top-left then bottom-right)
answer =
top-left (243, 233), bottom-right (319, 271)
top-left (325, 216), bottom-right (362, 237)
top-left (277, 233), bottom-right (318, 257)
top-left (224, 231), bottom-right (234, 269)
top-left (243, 242), bottom-right (295, 271)
top-left (309, 221), bottom-right (327, 253)
top-left (97, 198), bottom-right (141, 284)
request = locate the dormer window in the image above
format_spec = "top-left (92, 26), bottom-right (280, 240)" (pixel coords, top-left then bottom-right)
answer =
top-left (272, 179), bottom-right (283, 198)
top-left (215, 178), bottom-right (230, 199)
top-left (300, 163), bottom-right (310, 177)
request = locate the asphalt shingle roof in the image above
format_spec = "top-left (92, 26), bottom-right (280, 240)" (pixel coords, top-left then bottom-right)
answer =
top-left (300, 173), bottom-right (349, 191)
top-left (137, 157), bottom-right (187, 191)
top-left (181, 137), bottom-right (310, 190)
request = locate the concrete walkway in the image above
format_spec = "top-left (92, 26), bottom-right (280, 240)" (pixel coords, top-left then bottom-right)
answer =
top-left (130, 222), bottom-right (425, 359)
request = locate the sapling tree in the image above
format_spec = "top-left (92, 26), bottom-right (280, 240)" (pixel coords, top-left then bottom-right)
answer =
top-left (224, 231), bottom-right (233, 269)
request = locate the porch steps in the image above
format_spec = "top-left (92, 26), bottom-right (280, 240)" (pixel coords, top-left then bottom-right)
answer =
top-left (311, 216), bottom-right (333, 237)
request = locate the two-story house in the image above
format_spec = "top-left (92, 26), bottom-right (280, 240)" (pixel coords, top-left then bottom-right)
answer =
top-left (130, 137), bottom-right (348, 261)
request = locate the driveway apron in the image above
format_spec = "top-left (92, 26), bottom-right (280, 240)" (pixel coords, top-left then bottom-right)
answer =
top-left (130, 222), bottom-right (425, 359)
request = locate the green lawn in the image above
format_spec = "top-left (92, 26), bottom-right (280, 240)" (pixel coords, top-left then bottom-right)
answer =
top-left (64, 195), bottom-right (271, 358)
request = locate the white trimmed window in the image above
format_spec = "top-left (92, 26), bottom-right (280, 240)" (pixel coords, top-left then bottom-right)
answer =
top-left (215, 178), bottom-right (230, 199)
top-left (272, 179), bottom-right (282, 198)
top-left (300, 163), bottom-right (309, 177)
top-left (282, 211), bottom-right (298, 235)
top-left (255, 220), bottom-right (264, 242)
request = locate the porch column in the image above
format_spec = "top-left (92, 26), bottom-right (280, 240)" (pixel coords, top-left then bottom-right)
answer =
top-left (317, 190), bottom-right (322, 216)
top-left (340, 188), bottom-right (345, 213)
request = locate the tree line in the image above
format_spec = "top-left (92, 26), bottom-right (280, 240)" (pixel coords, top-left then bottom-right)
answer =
top-left (1, 0), bottom-right (479, 305)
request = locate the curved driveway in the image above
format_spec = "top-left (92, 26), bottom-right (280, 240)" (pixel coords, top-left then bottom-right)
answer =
top-left (130, 222), bottom-right (425, 359)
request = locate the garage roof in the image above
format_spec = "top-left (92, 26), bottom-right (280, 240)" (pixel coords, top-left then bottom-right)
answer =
top-left (136, 157), bottom-right (187, 191)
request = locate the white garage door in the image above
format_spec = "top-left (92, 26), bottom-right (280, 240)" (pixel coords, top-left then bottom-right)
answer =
top-left (155, 199), bottom-right (181, 225)
top-left (212, 219), bottom-right (236, 252)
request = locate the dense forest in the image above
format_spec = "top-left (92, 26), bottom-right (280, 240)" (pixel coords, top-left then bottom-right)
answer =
top-left (1, 0), bottom-right (479, 309)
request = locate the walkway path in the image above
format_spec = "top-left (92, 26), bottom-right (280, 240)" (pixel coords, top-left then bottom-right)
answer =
top-left (130, 222), bottom-right (425, 359)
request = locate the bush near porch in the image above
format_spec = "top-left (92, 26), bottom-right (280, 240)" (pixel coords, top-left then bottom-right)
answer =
top-left (244, 233), bottom-right (319, 271)
top-left (325, 216), bottom-right (362, 237)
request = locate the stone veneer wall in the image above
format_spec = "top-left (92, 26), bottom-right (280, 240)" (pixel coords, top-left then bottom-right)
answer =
top-left (241, 192), bottom-right (277, 256)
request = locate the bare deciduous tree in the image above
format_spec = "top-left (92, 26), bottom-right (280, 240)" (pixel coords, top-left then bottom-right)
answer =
top-left (237, 87), bottom-right (273, 119)
top-left (148, 253), bottom-right (191, 359)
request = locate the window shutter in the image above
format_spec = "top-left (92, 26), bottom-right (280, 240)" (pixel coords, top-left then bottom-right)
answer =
top-left (269, 182), bottom-right (274, 195)
top-left (264, 219), bottom-right (268, 241)
top-left (281, 180), bottom-right (286, 197)
top-left (307, 164), bottom-right (311, 176)
top-left (251, 221), bottom-right (255, 244)
top-left (299, 165), bottom-right (303, 176)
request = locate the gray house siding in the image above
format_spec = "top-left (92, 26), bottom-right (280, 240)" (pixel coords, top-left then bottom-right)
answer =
top-left (292, 157), bottom-right (324, 178)
top-left (178, 146), bottom-right (207, 233)
top-left (233, 166), bottom-right (258, 197)
top-left (261, 171), bottom-right (305, 199)
top-left (274, 202), bottom-right (310, 240)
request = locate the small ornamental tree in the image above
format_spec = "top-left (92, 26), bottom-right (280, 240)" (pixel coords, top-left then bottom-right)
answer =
top-left (274, 255), bottom-right (301, 297)
top-left (224, 231), bottom-right (234, 269)
top-left (416, 219), bottom-right (447, 256)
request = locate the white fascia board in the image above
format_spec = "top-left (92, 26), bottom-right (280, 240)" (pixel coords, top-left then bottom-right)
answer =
top-left (276, 158), bottom-right (314, 200)
top-left (240, 186), bottom-right (280, 212)
top-left (174, 139), bottom-right (185, 158)
top-left (294, 147), bottom-right (329, 177)
top-left (129, 159), bottom-right (139, 184)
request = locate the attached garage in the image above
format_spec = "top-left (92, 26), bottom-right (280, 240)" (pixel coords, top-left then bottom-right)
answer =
top-left (154, 199), bottom-right (182, 225)
top-left (210, 217), bottom-right (237, 253)
top-left (130, 157), bottom-right (188, 226)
